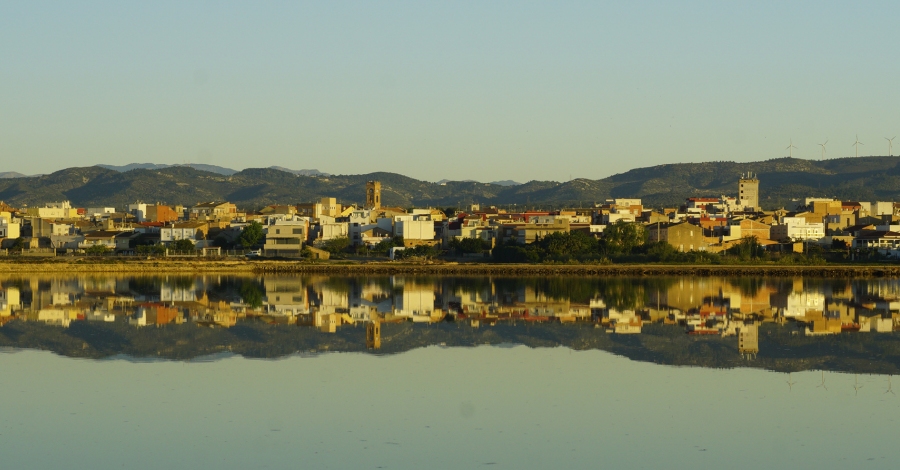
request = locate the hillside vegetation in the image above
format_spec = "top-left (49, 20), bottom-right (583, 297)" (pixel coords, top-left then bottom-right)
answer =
top-left (2, 156), bottom-right (900, 209)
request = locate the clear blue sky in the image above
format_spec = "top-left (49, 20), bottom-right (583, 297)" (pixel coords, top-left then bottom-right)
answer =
top-left (2, 1), bottom-right (899, 181)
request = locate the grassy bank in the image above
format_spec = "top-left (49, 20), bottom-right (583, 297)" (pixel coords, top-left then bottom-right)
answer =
top-left (3, 258), bottom-right (900, 277)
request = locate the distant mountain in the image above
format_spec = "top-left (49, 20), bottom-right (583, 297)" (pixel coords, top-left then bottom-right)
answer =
top-left (437, 179), bottom-right (477, 184)
top-left (436, 179), bottom-right (519, 186)
top-left (0, 172), bottom-right (27, 179)
top-left (268, 166), bottom-right (330, 177)
top-left (99, 163), bottom-right (238, 175)
top-left (5, 156), bottom-right (900, 210)
top-left (97, 163), bottom-right (172, 172)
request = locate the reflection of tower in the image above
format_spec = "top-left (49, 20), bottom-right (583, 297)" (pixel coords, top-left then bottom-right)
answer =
top-left (737, 323), bottom-right (759, 358)
top-left (366, 321), bottom-right (381, 349)
top-left (738, 173), bottom-right (759, 211)
top-left (366, 181), bottom-right (382, 209)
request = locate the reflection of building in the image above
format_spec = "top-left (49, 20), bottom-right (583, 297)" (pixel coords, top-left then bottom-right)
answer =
top-left (263, 279), bottom-right (309, 316)
top-left (367, 321), bottom-right (381, 349)
top-left (737, 323), bottom-right (759, 356)
top-left (0, 286), bottom-right (21, 318)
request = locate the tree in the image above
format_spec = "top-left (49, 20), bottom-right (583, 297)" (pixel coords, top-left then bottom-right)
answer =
top-left (322, 236), bottom-right (350, 254)
top-left (173, 239), bottom-right (195, 252)
top-left (534, 231), bottom-right (598, 259)
top-left (728, 236), bottom-right (764, 261)
top-left (84, 244), bottom-right (111, 255)
top-left (136, 244), bottom-right (166, 255)
top-left (601, 221), bottom-right (646, 256)
top-left (450, 237), bottom-right (490, 254)
top-left (239, 221), bottom-right (264, 248)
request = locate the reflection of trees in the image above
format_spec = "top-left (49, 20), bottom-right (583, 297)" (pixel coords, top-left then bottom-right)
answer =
top-left (596, 279), bottom-right (647, 310)
top-left (727, 277), bottom-right (765, 297)
top-left (488, 277), bottom-right (677, 309)
top-left (128, 277), bottom-right (163, 296)
top-left (240, 281), bottom-right (265, 308)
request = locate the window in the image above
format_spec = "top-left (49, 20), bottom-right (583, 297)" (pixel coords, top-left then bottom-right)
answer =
top-left (293, 228), bottom-right (303, 234)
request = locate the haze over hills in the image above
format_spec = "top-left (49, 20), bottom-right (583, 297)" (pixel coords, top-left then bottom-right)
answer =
top-left (2, 156), bottom-right (900, 210)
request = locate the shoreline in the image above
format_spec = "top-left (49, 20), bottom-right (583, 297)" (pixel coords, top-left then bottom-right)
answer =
top-left (2, 259), bottom-right (900, 277)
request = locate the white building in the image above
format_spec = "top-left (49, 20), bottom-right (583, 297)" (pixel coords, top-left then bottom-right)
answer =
top-left (0, 216), bottom-right (20, 239)
top-left (127, 203), bottom-right (148, 222)
top-left (770, 217), bottom-right (825, 241)
top-left (85, 207), bottom-right (116, 218)
top-left (395, 219), bottom-right (434, 241)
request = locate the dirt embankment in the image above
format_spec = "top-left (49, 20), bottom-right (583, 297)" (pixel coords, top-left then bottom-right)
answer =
top-left (2, 258), bottom-right (900, 277)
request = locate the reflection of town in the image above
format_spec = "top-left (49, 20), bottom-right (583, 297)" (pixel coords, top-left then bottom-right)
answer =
top-left (2, 276), bottom-right (900, 355)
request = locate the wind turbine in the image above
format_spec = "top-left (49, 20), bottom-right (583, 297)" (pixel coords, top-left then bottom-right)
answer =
top-left (853, 135), bottom-right (864, 158)
top-left (887, 136), bottom-right (896, 157)
top-left (853, 374), bottom-right (863, 395)
top-left (786, 139), bottom-right (798, 158)
top-left (886, 375), bottom-right (895, 395)
top-left (786, 372), bottom-right (797, 391)
top-left (818, 140), bottom-right (828, 160)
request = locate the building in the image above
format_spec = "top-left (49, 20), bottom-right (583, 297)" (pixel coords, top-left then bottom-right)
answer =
top-left (0, 214), bottom-right (20, 239)
top-left (26, 201), bottom-right (79, 219)
top-left (160, 222), bottom-right (209, 244)
top-left (127, 202), bottom-right (148, 222)
top-left (190, 202), bottom-right (237, 220)
top-left (366, 181), bottom-right (382, 210)
top-left (263, 219), bottom-right (308, 257)
top-left (498, 219), bottom-right (570, 245)
top-left (146, 205), bottom-right (179, 223)
top-left (648, 222), bottom-right (708, 252)
top-left (739, 173), bottom-right (759, 210)
top-left (770, 217), bottom-right (825, 242)
top-left (395, 218), bottom-right (435, 242)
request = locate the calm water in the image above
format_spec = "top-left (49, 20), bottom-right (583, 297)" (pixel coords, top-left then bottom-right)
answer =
top-left (2, 274), bottom-right (900, 469)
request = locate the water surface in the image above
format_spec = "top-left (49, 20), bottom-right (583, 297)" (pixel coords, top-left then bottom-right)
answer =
top-left (1, 275), bottom-right (899, 469)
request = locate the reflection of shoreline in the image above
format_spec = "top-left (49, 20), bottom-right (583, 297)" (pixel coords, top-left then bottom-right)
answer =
top-left (4, 274), bottom-right (900, 373)
top-left (5, 261), bottom-right (900, 277)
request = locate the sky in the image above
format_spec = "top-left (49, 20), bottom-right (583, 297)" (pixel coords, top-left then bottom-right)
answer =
top-left (2, 1), bottom-right (900, 182)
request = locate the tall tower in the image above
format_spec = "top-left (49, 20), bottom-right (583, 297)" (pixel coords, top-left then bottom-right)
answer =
top-left (366, 181), bottom-right (382, 209)
top-left (739, 173), bottom-right (759, 211)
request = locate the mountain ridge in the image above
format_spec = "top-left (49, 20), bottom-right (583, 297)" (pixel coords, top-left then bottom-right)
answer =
top-left (2, 157), bottom-right (900, 210)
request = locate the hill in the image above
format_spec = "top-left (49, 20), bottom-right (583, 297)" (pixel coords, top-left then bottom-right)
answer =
top-left (3, 156), bottom-right (900, 209)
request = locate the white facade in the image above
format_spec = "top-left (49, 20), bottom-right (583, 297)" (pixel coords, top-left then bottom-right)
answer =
top-left (86, 207), bottom-right (116, 218)
top-left (771, 217), bottom-right (825, 241)
top-left (395, 219), bottom-right (434, 240)
top-left (127, 203), bottom-right (148, 222)
top-left (160, 227), bottom-right (199, 242)
top-left (874, 201), bottom-right (894, 216)
top-left (319, 222), bottom-right (349, 241)
top-left (0, 217), bottom-right (20, 239)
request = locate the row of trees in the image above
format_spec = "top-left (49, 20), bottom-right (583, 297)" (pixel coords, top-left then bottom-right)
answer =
top-left (492, 223), bottom-right (649, 263)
